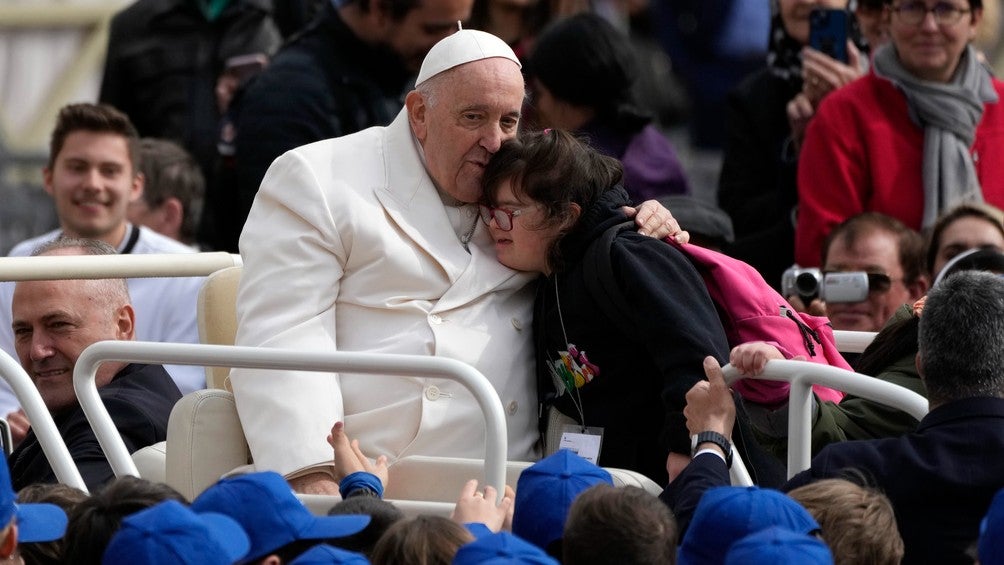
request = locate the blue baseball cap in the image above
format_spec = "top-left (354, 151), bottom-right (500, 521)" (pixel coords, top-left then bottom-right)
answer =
top-left (287, 544), bottom-right (370, 564)
top-left (101, 500), bottom-right (250, 565)
top-left (979, 487), bottom-right (1004, 564)
top-left (679, 486), bottom-right (821, 565)
top-left (453, 532), bottom-right (559, 565)
top-left (0, 454), bottom-right (66, 542)
top-left (724, 527), bottom-right (833, 564)
top-left (512, 450), bottom-right (612, 551)
top-left (191, 472), bottom-right (370, 561)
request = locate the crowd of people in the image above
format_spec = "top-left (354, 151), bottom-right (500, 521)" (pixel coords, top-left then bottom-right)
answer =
top-left (3, 0), bottom-right (1004, 562)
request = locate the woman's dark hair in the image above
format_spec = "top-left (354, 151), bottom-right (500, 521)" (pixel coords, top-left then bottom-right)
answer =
top-left (482, 129), bottom-right (623, 271)
top-left (855, 312), bottom-right (920, 377)
top-left (526, 13), bottom-right (650, 132)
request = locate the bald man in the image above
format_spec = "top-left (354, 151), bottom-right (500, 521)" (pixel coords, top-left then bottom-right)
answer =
top-left (7, 238), bottom-right (181, 491)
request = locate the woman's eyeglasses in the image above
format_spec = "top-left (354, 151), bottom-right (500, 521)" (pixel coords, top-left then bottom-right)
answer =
top-left (891, 1), bottom-right (971, 25)
top-left (479, 205), bottom-right (523, 231)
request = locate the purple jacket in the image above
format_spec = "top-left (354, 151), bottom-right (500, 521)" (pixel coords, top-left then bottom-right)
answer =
top-left (583, 122), bottom-right (691, 202)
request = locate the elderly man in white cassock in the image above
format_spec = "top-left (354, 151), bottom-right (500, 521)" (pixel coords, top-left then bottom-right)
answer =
top-left (232, 27), bottom-right (684, 495)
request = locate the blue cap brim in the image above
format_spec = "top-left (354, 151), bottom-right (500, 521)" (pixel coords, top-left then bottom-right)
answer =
top-left (299, 514), bottom-right (370, 541)
top-left (16, 503), bottom-right (67, 543)
top-left (201, 512), bottom-right (251, 563)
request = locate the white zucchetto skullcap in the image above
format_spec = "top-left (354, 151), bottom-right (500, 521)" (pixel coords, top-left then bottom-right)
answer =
top-left (415, 28), bottom-right (521, 86)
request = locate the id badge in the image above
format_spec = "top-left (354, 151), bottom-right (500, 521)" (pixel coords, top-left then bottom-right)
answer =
top-left (558, 425), bottom-right (604, 465)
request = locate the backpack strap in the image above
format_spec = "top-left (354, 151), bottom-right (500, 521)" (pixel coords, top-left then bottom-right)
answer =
top-left (582, 221), bottom-right (640, 338)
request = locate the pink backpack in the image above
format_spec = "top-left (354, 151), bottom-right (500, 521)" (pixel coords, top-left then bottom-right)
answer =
top-left (585, 223), bottom-right (848, 406)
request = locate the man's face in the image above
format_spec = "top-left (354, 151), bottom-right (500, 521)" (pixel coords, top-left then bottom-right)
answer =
top-left (824, 230), bottom-right (920, 331)
top-left (43, 130), bottom-right (142, 245)
top-left (386, 0), bottom-right (473, 73)
top-left (408, 58), bottom-right (524, 203)
top-left (11, 277), bottom-right (133, 412)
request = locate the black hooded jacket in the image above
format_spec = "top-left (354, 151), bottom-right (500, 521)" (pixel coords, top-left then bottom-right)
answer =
top-left (533, 186), bottom-right (729, 484)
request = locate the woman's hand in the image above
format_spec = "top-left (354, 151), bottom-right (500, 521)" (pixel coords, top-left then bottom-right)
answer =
top-left (801, 41), bottom-right (863, 106)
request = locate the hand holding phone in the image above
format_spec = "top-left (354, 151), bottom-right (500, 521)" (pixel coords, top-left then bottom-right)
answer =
top-left (809, 8), bottom-right (849, 64)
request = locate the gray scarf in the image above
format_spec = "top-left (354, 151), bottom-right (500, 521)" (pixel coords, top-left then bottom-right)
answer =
top-left (873, 43), bottom-right (998, 229)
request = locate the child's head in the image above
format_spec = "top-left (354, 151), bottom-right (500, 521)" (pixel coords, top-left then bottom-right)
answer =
top-left (62, 476), bottom-right (186, 565)
top-left (17, 483), bottom-right (88, 565)
top-left (787, 478), bottom-right (903, 565)
top-left (370, 515), bottom-right (473, 565)
top-left (562, 484), bottom-right (677, 565)
top-left (480, 129), bottom-right (623, 273)
top-left (326, 495), bottom-right (404, 557)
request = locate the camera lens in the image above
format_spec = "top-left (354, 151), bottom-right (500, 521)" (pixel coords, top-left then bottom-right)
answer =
top-left (795, 272), bottom-right (820, 296)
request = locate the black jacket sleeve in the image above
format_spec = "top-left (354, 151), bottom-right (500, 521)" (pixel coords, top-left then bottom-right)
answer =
top-left (609, 234), bottom-right (731, 454)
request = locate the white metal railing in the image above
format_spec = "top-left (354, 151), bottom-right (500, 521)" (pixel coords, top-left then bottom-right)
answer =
top-left (0, 252), bottom-right (241, 281)
top-left (723, 359), bottom-right (928, 481)
top-left (0, 349), bottom-right (87, 491)
top-left (73, 341), bottom-right (509, 499)
top-left (833, 330), bottom-right (878, 354)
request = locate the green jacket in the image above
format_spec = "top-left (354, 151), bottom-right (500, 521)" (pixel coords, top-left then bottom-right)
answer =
top-left (754, 305), bottom-right (926, 459)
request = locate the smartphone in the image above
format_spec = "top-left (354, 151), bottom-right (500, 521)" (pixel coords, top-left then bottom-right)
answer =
top-left (809, 8), bottom-right (849, 63)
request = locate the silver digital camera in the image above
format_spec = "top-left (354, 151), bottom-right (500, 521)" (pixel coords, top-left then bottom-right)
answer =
top-left (782, 267), bottom-right (871, 303)
top-left (781, 266), bottom-right (822, 302)
top-left (820, 272), bottom-right (869, 303)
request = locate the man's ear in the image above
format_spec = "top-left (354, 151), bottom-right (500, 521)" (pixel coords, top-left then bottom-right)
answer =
top-left (42, 167), bottom-right (55, 197)
top-left (907, 275), bottom-right (929, 302)
top-left (129, 171), bottom-right (145, 204)
top-left (406, 90), bottom-right (429, 143)
top-left (160, 197), bottom-right (184, 236)
top-left (915, 351), bottom-right (925, 383)
top-left (116, 304), bottom-right (136, 341)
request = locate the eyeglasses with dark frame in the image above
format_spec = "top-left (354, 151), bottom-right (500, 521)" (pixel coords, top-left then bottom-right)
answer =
top-left (891, 1), bottom-right (972, 25)
top-left (479, 204), bottom-right (524, 231)
top-left (822, 271), bottom-right (899, 293)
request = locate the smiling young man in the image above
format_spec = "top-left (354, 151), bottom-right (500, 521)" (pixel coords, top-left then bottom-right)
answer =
top-left (0, 103), bottom-right (205, 419)
top-left (7, 239), bottom-right (181, 491)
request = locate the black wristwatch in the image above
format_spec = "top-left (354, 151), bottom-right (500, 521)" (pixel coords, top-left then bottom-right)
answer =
top-left (692, 431), bottom-right (733, 469)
